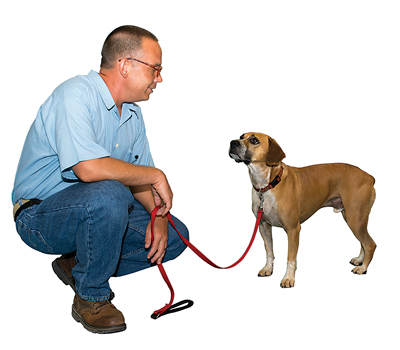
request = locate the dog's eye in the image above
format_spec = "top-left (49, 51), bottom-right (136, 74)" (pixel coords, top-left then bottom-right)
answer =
top-left (240, 134), bottom-right (245, 140)
top-left (250, 137), bottom-right (260, 145)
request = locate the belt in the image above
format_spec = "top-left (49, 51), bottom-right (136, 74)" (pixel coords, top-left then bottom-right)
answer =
top-left (13, 199), bottom-right (42, 222)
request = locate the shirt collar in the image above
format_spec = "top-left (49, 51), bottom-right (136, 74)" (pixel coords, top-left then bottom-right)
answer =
top-left (88, 70), bottom-right (141, 121)
top-left (88, 70), bottom-right (116, 111)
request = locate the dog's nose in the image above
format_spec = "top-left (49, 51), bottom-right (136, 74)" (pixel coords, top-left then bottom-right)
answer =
top-left (230, 140), bottom-right (240, 148)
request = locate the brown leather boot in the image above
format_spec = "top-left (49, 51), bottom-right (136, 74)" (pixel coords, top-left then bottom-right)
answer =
top-left (72, 294), bottom-right (126, 334)
top-left (52, 253), bottom-right (77, 290)
top-left (52, 253), bottom-right (115, 300)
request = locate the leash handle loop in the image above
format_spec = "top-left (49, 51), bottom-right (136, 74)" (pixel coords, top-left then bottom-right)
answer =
top-left (151, 300), bottom-right (194, 319)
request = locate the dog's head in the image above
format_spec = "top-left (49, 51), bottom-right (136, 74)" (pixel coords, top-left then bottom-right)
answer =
top-left (229, 132), bottom-right (286, 166)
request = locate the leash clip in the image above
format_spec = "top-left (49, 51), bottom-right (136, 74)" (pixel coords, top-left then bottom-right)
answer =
top-left (258, 191), bottom-right (264, 212)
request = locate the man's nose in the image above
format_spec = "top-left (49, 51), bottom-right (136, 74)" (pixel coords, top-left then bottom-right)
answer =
top-left (155, 73), bottom-right (163, 83)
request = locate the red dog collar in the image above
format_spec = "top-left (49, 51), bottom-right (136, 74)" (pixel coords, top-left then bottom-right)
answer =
top-left (253, 166), bottom-right (284, 193)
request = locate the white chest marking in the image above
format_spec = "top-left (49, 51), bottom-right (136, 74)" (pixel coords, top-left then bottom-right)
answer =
top-left (252, 189), bottom-right (281, 227)
top-left (248, 163), bottom-right (271, 189)
top-left (248, 163), bottom-right (282, 227)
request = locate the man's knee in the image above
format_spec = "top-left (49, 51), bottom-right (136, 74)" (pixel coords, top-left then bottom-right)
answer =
top-left (165, 215), bottom-right (189, 259)
top-left (87, 180), bottom-right (133, 208)
top-left (174, 218), bottom-right (189, 242)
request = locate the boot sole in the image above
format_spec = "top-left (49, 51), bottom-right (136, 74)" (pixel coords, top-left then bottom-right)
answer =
top-left (72, 305), bottom-right (126, 334)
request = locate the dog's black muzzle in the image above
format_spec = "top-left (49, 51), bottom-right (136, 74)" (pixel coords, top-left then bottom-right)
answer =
top-left (229, 140), bottom-right (250, 164)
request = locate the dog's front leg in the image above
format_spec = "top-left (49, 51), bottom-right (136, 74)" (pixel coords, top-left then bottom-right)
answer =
top-left (281, 224), bottom-right (300, 288)
top-left (258, 221), bottom-right (274, 277)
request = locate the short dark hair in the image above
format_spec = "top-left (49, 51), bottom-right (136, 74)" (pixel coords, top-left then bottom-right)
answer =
top-left (100, 25), bottom-right (158, 69)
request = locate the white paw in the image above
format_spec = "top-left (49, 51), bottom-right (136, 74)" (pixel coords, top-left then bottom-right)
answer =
top-left (280, 261), bottom-right (296, 288)
top-left (350, 257), bottom-right (363, 266)
top-left (280, 276), bottom-right (295, 288)
top-left (352, 266), bottom-right (367, 275)
top-left (258, 262), bottom-right (274, 277)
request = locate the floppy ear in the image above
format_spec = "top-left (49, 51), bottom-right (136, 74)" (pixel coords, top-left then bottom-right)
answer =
top-left (265, 137), bottom-right (286, 166)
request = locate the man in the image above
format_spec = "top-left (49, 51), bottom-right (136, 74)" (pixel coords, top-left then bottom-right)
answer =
top-left (12, 25), bottom-right (189, 334)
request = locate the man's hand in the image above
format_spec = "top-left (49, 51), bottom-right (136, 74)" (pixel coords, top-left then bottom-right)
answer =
top-left (151, 182), bottom-right (173, 217)
top-left (145, 215), bottom-right (169, 264)
top-left (73, 158), bottom-right (173, 262)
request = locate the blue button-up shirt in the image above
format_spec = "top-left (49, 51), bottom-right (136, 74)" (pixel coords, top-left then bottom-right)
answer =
top-left (12, 70), bottom-right (154, 204)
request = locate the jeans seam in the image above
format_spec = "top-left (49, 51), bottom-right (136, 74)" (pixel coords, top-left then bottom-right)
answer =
top-left (121, 248), bottom-right (146, 259)
top-left (26, 204), bottom-right (87, 217)
top-left (78, 204), bottom-right (92, 295)
top-left (128, 223), bottom-right (146, 236)
top-left (18, 218), bottom-right (53, 253)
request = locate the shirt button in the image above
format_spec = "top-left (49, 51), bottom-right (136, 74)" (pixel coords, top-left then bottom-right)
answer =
top-left (115, 143), bottom-right (119, 148)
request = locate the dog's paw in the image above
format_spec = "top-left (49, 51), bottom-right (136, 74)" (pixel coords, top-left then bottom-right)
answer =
top-left (258, 262), bottom-right (274, 277)
top-left (352, 266), bottom-right (367, 275)
top-left (258, 267), bottom-right (273, 277)
top-left (280, 277), bottom-right (295, 288)
top-left (280, 261), bottom-right (296, 287)
top-left (350, 257), bottom-right (363, 266)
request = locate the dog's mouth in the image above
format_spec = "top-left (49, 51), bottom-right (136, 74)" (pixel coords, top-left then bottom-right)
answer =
top-left (229, 139), bottom-right (253, 165)
top-left (229, 151), bottom-right (251, 165)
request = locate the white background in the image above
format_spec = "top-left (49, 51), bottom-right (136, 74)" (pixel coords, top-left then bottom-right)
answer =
top-left (1, 1), bottom-right (399, 349)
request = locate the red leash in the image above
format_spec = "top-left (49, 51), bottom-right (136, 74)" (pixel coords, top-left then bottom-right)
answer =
top-left (150, 206), bottom-right (263, 319)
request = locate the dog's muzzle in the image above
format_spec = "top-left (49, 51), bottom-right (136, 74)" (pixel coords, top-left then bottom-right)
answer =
top-left (229, 140), bottom-right (250, 164)
top-left (229, 140), bottom-right (241, 162)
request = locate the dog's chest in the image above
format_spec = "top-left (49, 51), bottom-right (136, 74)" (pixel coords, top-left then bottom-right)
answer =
top-left (252, 190), bottom-right (281, 227)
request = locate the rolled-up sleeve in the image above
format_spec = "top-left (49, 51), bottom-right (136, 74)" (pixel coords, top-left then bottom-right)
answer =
top-left (50, 96), bottom-right (110, 180)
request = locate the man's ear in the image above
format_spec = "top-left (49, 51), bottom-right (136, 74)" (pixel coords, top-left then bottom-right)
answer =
top-left (118, 59), bottom-right (130, 78)
top-left (265, 137), bottom-right (286, 166)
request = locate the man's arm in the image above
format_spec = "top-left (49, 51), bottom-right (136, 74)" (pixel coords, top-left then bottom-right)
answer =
top-left (72, 157), bottom-right (172, 216)
top-left (131, 185), bottom-right (169, 264)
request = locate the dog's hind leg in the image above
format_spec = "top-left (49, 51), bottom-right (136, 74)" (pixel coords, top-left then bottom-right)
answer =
top-left (258, 222), bottom-right (275, 277)
top-left (341, 186), bottom-right (376, 275)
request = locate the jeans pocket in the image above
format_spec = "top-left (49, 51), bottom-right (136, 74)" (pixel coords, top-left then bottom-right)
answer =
top-left (120, 224), bottom-right (146, 260)
top-left (17, 218), bottom-right (53, 254)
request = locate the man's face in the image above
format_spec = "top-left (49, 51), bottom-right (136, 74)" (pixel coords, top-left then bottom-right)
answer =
top-left (128, 38), bottom-right (163, 102)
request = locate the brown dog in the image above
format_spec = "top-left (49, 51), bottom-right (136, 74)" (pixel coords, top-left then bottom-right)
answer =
top-left (229, 132), bottom-right (376, 288)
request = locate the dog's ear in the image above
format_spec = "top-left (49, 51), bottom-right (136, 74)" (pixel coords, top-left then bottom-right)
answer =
top-left (265, 137), bottom-right (286, 166)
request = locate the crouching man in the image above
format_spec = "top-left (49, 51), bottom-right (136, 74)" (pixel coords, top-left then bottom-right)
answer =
top-left (12, 25), bottom-right (189, 334)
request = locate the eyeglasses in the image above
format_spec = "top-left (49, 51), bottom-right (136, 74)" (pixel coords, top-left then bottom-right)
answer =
top-left (120, 57), bottom-right (162, 77)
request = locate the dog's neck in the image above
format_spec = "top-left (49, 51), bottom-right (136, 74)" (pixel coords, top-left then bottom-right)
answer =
top-left (247, 162), bottom-right (283, 190)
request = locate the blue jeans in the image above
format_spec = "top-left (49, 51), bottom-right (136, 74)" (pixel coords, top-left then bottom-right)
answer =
top-left (15, 180), bottom-right (189, 301)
